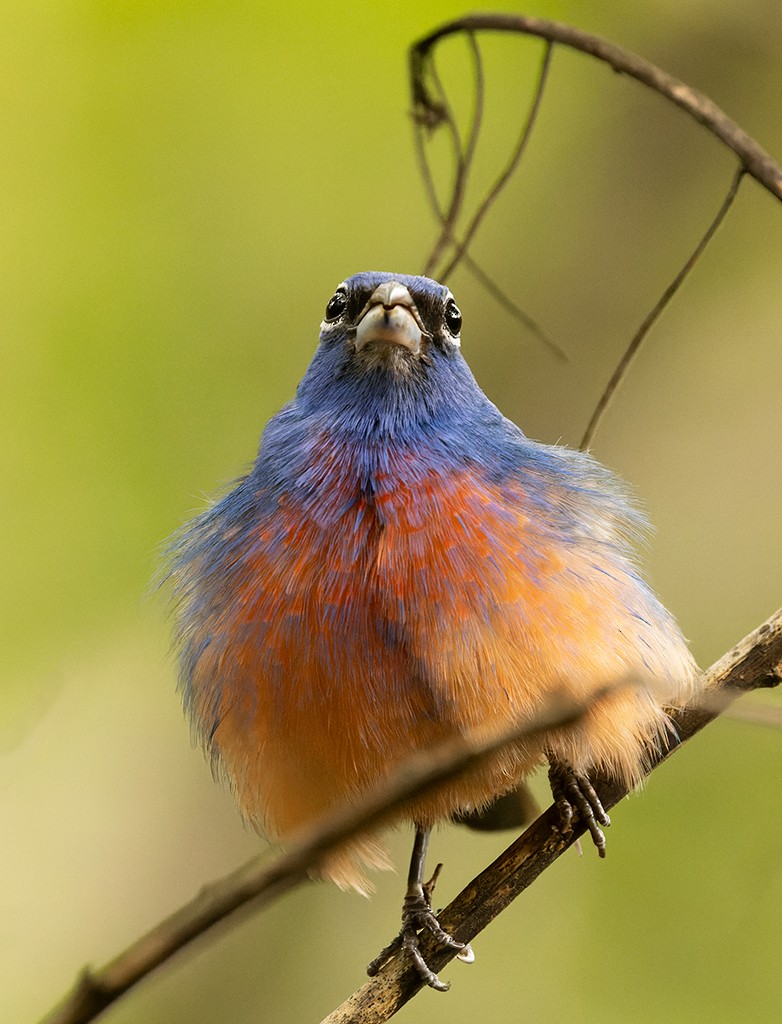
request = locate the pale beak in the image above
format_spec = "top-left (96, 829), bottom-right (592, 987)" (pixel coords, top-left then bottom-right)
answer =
top-left (354, 282), bottom-right (428, 356)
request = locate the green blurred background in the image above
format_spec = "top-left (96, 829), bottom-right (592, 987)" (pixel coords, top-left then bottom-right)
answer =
top-left (3, 1), bottom-right (781, 1021)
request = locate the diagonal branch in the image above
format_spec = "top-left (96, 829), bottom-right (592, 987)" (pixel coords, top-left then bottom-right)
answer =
top-left (38, 685), bottom-right (630, 1024)
top-left (40, 609), bottom-right (782, 1024)
top-left (460, 252), bottom-right (565, 360)
top-left (320, 608), bottom-right (782, 1023)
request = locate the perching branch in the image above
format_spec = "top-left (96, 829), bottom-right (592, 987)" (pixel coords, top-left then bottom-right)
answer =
top-left (39, 684), bottom-right (630, 1024)
top-left (40, 609), bottom-right (782, 1024)
top-left (321, 607), bottom-right (782, 1024)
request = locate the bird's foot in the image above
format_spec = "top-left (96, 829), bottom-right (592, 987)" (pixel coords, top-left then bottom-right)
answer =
top-left (548, 760), bottom-right (611, 857)
top-left (366, 864), bottom-right (473, 992)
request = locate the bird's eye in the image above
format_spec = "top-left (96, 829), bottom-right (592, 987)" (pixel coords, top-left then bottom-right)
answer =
top-left (444, 298), bottom-right (462, 336)
top-left (324, 287), bottom-right (348, 322)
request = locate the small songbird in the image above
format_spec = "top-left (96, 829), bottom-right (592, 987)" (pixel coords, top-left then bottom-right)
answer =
top-left (167, 272), bottom-right (697, 988)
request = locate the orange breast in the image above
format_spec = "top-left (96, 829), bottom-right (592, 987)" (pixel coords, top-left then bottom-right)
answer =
top-left (186, 436), bottom-right (693, 852)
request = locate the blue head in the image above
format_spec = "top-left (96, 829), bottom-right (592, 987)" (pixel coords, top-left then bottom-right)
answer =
top-left (291, 272), bottom-right (491, 440)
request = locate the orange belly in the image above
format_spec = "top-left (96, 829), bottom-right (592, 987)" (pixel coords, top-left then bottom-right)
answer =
top-left (183, 448), bottom-right (695, 892)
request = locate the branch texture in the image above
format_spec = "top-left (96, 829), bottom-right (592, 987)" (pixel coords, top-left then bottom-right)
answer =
top-left (321, 608), bottom-right (782, 1023)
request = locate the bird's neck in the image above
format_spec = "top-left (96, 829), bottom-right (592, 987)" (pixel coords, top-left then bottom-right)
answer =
top-left (294, 347), bottom-right (486, 446)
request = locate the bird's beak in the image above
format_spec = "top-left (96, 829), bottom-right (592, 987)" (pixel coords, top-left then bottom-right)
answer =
top-left (354, 282), bottom-right (428, 356)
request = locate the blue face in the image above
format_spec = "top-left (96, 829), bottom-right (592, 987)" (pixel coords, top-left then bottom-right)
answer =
top-left (281, 272), bottom-right (483, 441)
top-left (317, 272), bottom-right (463, 362)
top-left (313, 272), bottom-right (464, 380)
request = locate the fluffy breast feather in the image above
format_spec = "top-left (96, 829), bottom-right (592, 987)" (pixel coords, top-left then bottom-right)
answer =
top-left (167, 419), bottom-right (696, 880)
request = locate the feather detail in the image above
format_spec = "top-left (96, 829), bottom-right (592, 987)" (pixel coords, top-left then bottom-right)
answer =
top-left (165, 272), bottom-right (698, 891)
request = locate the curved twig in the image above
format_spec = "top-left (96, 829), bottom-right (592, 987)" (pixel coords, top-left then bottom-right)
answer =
top-left (415, 32), bottom-right (559, 355)
top-left (419, 35), bottom-right (484, 277)
top-left (435, 41), bottom-right (553, 283)
top-left (410, 13), bottom-right (782, 201)
top-left (411, 14), bottom-right (782, 448)
top-left (579, 165), bottom-right (745, 449)
top-left (461, 252), bottom-right (566, 360)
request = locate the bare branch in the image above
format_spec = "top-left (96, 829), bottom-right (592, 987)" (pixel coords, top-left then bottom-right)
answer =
top-left (320, 608), bottom-right (782, 1023)
top-left (418, 36), bottom-right (482, 277)
top-left (415, 33), bottom-right (559, 357)
top-left (40, 610), bottom-right (782, 1024)
top-left (411, 14), bottom-right (782, 448)
top-left (410, 13), bottom-right (782, 202)
top-left (38, 687), bottom-right (632, 1024)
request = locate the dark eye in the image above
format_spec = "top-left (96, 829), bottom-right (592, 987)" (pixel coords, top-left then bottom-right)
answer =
top-left (444, 298), bottom-right (462, 336)
top-left (324, 287), bottom-right (348, 321)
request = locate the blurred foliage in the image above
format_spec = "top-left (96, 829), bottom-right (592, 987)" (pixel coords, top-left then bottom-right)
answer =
top-left (2, 1), bottom-right (781, 1022)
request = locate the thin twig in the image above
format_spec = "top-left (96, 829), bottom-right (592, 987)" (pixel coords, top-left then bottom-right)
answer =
top-left (579, 165), bottom-right (745, 449)
top-left (460, 33), bottom-right (485, 209)
top-left (412, 107), bottom-right (444, 235)
top-left (410, 14), bottom-right (782, 202)
top-left (412, 16), bottom-right (780, 443)
top-left (461, 252), bottom-right (565, 360)
top-left (321, 607), bottom-right (782, 1023)
top-left (413, 89), bottom-right (562, 359)
top-left (436, 41), bottom-right (554, 283)
top-left (415, 35), bottom-right (561, 356)
top-left (420, 43), bottom-right (476, 276)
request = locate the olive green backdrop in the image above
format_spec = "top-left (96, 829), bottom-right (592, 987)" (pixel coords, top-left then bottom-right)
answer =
top-left (3, 1), bottom-right (781, 1022)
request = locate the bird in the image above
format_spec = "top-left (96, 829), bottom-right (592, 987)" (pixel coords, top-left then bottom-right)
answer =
top-left (166, 271), bottom-right (698, 989)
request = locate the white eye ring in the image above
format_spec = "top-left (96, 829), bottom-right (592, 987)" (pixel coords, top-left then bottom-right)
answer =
top-left (443, 296), bottom-right (462, 341)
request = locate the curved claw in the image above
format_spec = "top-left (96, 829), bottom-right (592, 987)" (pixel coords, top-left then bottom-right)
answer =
top-left (548, 761), bottom-right (611, 858)
top-left (403, 928), bottom-right (451, 992)
top-left (367, 890), bottom-right (473, 990)
top-left (368, 829), bottom-right (474, 991)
